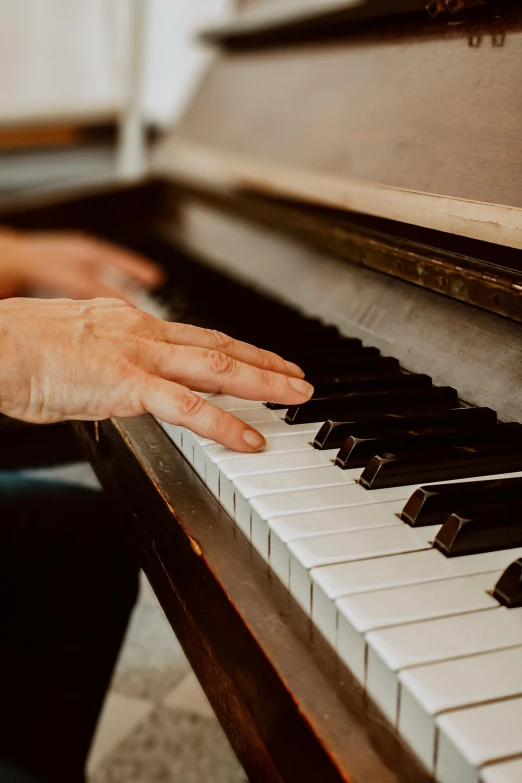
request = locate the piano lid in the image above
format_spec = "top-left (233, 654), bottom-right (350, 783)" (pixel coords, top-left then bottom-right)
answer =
top-left (153, 2), bottom-right (522, 251)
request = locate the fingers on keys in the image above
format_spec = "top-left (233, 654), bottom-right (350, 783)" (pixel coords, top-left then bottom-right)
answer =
top-left (161, 322), bottom-right (305, 379)
top-left (142, 378), bottom-right (268, 452)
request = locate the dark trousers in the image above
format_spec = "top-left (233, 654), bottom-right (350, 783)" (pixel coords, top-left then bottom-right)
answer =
top-left (0, 475), bottom-right (139, 783)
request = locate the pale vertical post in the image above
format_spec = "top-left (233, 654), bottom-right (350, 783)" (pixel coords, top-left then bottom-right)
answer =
top-left (117, 0), bottom-right (148, 180)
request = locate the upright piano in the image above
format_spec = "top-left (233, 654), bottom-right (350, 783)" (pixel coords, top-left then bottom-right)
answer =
top-left (3, 2), bottom-right (522, 781)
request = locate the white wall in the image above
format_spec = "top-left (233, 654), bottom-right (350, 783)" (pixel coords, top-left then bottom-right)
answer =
top-left (0, 0), bottom-right (232, 128)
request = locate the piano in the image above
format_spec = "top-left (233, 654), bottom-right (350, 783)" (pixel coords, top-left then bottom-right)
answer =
top-left (3, 1), bottom-right (522, 781)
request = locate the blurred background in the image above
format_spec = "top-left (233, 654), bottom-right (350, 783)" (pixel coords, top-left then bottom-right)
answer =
top-left (0, 3), bottom-right (254, 781)
top-left (0, 0), bottom-right (232, 193)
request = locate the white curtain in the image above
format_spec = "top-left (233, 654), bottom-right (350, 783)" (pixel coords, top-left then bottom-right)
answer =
top-left (0, 0), bottom-right (231, 128)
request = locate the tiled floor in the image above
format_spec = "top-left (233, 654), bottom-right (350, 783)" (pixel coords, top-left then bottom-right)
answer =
top-left (88, 573), bottom-right (248, 783)
top-left (23, 462), bottom-right (248, 783)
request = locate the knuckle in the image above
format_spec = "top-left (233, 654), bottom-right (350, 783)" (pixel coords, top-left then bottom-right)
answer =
top-left (179, 390), bottom-right (206, 418)
top-left (208, 350), bottom-right (236, 376)
top-left (211, 408), bottom-right (232, 438)
top-left (206, 329), bottom-right (233, 352)
top-left (260, 368), bottom-right (276, 389)
top-left (258, 348), bottom-right (273, 370)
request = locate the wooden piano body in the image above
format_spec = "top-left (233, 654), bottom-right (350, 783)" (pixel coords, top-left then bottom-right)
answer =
top-left (2, 2), bottom-right (522, 781)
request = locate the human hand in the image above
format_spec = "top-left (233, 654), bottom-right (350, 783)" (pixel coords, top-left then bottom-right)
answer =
top-left (0, 229), bottom-right (163, 301)
top-left (0, 297), bottom-right (313, 452)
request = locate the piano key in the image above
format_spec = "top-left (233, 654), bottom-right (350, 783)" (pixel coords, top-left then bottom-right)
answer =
top-left (268, 500), bottom-right (404, 587)
top-left (248, 471), bottom-right (514, 542)
top-left (285, 386), bottom-right (459, 423)
top-left (191, 408), bottom-right (291, 473)
top-left (311, 547), bottom-right (522, 648)
top-left (336, 425), bottom-right (505, 470)
top-left (288, 524), bottom-right (435, 612)
top-left (436, 697), bottom-right (522, 783)
top-left (204, 435), bottom-right (314, 495)
top-left (402, 475), bottom-right (522, 527)
top-left (235, 466), bottom-right (361, 550)
top-left (481, 758), bottom-right (522, 783)
top-left (360, 431), bottom-right (522, 490)
top-left (307, 372), bottom-right (433, 398)
top-left (305, 353), bottom-right (398, 375)
top-left (399, 646), bottom-right (522, 773)
top-left (493, 558), bottom-right (522, 608)
top-left (212, 396), bottom-right (267, 411)
top-left (336, 571), bottom-right (498, 687)
top-left (366, 607), bottom-right (522, 727)
top-left (314, 406), bottom-right (496, 450)
top-left (306, 364), bottom-right (402, 385)
top-left (435, 504), bottom-right (522, 557)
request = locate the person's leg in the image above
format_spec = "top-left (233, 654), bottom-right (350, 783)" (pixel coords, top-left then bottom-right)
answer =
top-left (0, 475), bottom-right (139, 783)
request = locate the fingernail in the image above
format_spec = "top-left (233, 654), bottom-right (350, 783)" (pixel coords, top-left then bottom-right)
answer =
top-left (242, 429), bottom-right (266, 451)
top-left (285, 360), bottom-right (305, 378)
top-left (288, 376), bottom-right (314, 397)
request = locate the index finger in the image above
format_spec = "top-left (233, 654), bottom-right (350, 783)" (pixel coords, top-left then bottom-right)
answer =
top-left (161, 322), bottom-right (305, 379)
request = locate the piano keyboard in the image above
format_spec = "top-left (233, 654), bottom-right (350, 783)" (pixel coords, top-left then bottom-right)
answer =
top-left (146, 253), bottom-right (522, 783)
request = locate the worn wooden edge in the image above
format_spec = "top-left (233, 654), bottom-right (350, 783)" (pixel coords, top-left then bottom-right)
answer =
top-left (153, 138), bottom-right (522, 252)
top-left (75, 415), bottom-right (432, 783)
top-left (158, 179), bottom-right (522, 325)
top-left (200, 0), bottom-right (431, 45)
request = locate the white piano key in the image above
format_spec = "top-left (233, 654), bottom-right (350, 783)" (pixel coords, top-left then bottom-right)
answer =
top-left (366, 607), bottom-right (522, 729)
top-left (288, 524), bottom-right (435, 613)
top-left (481, 758), bottom-right (522, 783)
top-left (253, 420), bottom-right (319, 438)
top-left (182, 429), bottom-right (195, 461)
top-left (268, 500), bottom-right (403, 595)
top-left (241, 408), bottom-right (287, 424)
top-left (399, 646), bottom-right (522, 773)
top-left (311, 546), bottom-right (522, 650)
top-left (337, 572), bottom-right (498, 693)
top-left (206, 435), bottom-right (313, 465)
top-left (436, 697), bottom-right (522, 783)
top-left (191, 407), bottom-right (287, 471)
top-left (204, 435), bottom-right (314, 496)
top-left (171, 424), bottom-right (183, 448)
top-left (243, 467), bottom-right (362, 557)
top-left (251, 482), bottom-right (416, 522)
top-left (219, 450), bottom-right (340, 520)
top-left (211, 396), bottom-right (266, 411)
top-left (221, 448), bottom-right (338, 481)
top-left (239, 466), bottom-right (358, 553)
top-left (235, 465), bottom-right (357, 500)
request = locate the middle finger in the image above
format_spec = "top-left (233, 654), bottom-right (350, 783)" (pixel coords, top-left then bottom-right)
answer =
top-left (151, 344), bottom-right (314, 405)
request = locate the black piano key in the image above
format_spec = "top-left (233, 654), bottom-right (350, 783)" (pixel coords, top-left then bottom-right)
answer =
top-left (434, 504), bottom-right (522, 557)
top-left (402, 475), bottom-right (522, 527)
top-left (308, 372), bottom-right (431, 399)
top-left (335, 421), bottom-right (504, 470)
top-left (283, 341), bottom-right (371, 362)
top-left (284, 386), bottom-right (458, 423)
top-left (360, 428), bottom-right (522, 490)
top-left (314, 407), bottom-right (496, 450)
top-left (306, 363), bottom-right (403, 386)
top-left (493, 559), bottom-right (522, 608)
top-left (300, 348), bottom-right (385, 373)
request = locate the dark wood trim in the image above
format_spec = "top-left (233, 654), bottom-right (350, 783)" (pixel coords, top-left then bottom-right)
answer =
top-left (75, 415), bottom-right (432, 783)
top-left (200, 0), bottom-right (488, 49)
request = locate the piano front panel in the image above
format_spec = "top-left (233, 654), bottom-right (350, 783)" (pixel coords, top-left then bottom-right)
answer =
top-left (155, 5), bottom-right (522, 248)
